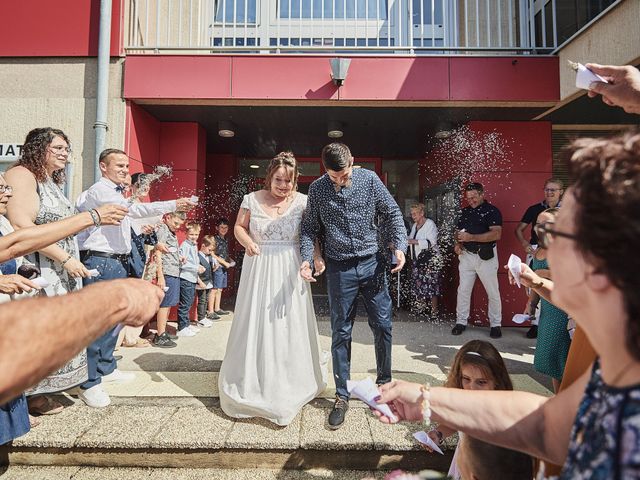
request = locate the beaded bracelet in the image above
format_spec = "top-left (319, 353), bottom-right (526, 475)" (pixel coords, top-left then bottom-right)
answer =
top-left (89, 209), bottom-right (102, 227)
top-left (420, 383), bottom-right (431, 426)
top-left (60, 254), bottom-right (73, 267)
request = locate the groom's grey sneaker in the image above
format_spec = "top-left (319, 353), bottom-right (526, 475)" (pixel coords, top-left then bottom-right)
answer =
top-left (328, 396), bottom-right (349, 430)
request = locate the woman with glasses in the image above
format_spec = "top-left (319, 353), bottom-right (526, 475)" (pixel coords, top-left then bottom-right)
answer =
top-left (528, 208), bottom-right (571, 394)
top-left (3, 128), bottom-right (89, 417)
top-left (372, 130), bottom-right (640, 479)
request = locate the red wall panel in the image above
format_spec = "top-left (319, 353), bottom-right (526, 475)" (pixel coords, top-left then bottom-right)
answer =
top-left (124, 55), bottom-right (559, 102)
top-left (124, 56), bottom-right (232, 99)
top-left (126, 102), bottom-right (160, 168)
top-left (0, 0), bottom-right (122, 57)
top-left (450, 57), bottom-right (560, 102)
top-left (339, 58), bottom-right (449, 101)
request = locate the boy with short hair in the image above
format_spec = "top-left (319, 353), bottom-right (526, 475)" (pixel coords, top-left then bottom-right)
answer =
top-left (177, 222), bottom-right (202, 337)
top-left (457, 434), bottom-right (534, 480)
top-left (196, 235), bottom-right (218, 327)
top-left (154, 211), bottom-right (186, 348)
top-left (211, 218), bottom-right (233, 316)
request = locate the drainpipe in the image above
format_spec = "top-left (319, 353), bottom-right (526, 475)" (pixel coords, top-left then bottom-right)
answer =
top-left (94, 0), bottom-right (113, 183)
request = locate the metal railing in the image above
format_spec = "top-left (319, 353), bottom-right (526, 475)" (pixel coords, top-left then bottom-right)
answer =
top-left (125, 0), bottom-right (558, 54)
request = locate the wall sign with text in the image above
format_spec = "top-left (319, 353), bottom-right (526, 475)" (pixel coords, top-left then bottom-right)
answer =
top-left (0, 144), bottom-right (23, 160)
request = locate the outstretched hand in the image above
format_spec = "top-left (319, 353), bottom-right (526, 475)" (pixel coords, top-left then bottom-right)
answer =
top-left (586, 63), bottom-right (640, 114)
top-left (370, 380), bottom-right (425, 424)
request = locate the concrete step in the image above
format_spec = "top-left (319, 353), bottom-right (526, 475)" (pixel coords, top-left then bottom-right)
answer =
top-left (1, 398), bottom-right (454, 474)
top-left (0, 466), bottom-right (423, 479)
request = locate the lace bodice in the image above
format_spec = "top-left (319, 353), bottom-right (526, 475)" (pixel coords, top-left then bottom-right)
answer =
top-left (241, 192), bottom-right (307, 244)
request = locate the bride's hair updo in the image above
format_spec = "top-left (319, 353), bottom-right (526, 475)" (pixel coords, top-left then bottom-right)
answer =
top-left (264, 151), bottom-right (299, 192)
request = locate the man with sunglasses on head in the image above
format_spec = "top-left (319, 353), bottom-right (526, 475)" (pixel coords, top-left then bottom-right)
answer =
top-left (515, 178), bottom-right (563, 338)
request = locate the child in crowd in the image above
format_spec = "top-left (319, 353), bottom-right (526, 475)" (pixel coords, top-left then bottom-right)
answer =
top-left (211, 218), bottom-right (233, 316)
top-left (153, 211), bottom-right (186, 348)
top-left (177, 222), bottom-right (203, 337)
top-left (196, 235), bottom-right (218, 327)
top-left (422, 340), bottom-right (513, 480)
top-left (457, 434), bottom-right (534, 480)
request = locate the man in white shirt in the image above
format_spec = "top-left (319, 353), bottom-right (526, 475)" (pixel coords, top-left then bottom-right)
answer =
top-left (75, 148), bottom-right (194, 408)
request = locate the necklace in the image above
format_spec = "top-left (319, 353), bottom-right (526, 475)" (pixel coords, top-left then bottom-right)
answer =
top-left (266, 192), bottom-right (291, 216)
top-left (605, 359), bottom-right (637, 386)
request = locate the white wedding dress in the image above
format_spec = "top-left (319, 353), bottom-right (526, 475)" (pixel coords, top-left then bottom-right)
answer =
top-left (218, 191), bottom-right (327, 426)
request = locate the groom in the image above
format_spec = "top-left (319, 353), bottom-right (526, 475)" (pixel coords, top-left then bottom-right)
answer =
top-left (300, 143), bottom-right (407, 429)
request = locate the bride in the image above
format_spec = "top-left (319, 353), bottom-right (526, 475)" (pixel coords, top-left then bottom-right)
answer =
top-left (218, 152), bottom-right (327, 426)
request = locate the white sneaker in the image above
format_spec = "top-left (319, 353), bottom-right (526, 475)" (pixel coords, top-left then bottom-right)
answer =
top-left (78, 385), bottom-right (111, 408)
top-left (177, 327), bottom-right (196, 337)
top-left (197, 318), bottom-right (213, 328)
top-left (102, 369), bottom-right (135, 383)
top-left (188, 325), bottom-right (201, 333)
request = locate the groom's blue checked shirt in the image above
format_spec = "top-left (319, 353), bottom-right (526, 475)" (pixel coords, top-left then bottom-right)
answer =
top-left (300, 167), bottom-right (408, 264)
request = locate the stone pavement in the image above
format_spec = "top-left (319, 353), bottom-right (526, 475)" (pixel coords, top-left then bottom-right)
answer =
top-left (1, 310), bottom-right (550, 478)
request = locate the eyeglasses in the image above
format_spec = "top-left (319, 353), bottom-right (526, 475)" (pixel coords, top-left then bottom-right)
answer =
top-left (534, 221), bottom-right (577, 249)
top-left (0, 185), bottom-right (12, 194)
top-left (543, 188), bottom-right (561, 193)
top-left (49, 145), bottom-right (71, 155)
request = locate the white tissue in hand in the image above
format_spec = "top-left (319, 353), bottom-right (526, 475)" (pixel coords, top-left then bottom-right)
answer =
top-left (413, 431), bottom-right (444, 455)
top-left (346, 377), bottom-right (398, 422)
top-left (87, 269), bottom-right (100, 278)
top-left (508, 254), bottom-right (522, 288)
top-left (190, 195), bottom-right (199, 204)
top-left (31, 277), bottom-right (50, 288)
top-left (512, 313), bottom-right (530, 325)
top-left (167, 247), bottom-right (177, 253)
top-left (228, 260), bottom-right (236, 268)
top-left (163, 287), bottom-right (170, 292)
top-left (575, 63), bottom-right (608, 90)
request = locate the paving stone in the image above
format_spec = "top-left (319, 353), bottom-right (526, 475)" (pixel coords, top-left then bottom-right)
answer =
top-left (73, 467), bottom-right (153, 479)
top-left (225, 412), bottom-right (302, 449)
top-left (300, 405), bottom-right (374, 450)
top-left (13, 403), bottom-right (107, 448)
top-left (151, 406), bottom-right (234, 448)
top-left (366, 414), bottom-right (425, 451)
top-left (0, 466), bottom-right (81, 480)
top-left (75, 405), bottom-right (177, 448)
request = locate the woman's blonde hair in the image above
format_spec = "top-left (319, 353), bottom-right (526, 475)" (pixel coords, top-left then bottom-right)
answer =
top-left (410, 202), bottom-right (425, 213)
top-left (264, 151), bottom-right (298, 192)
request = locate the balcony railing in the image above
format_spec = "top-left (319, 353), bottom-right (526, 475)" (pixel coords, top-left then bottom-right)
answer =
top-left (125, 0), bottom-right (558, 54)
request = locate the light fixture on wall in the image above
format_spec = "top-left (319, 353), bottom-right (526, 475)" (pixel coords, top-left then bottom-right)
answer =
top-left (330, 58), bottom-right (351, 87)
top-left (327, 121), bottom-right (344, 138)
top-left (218, 120), bottom-right (235, 138)
top-left (434, 129), bottom-right (452, 139)
top-left (249, 164), bottom-right (260, 169)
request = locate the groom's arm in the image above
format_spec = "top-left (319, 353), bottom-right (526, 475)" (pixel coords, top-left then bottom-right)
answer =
top-left (300, 185), bottom-right (321, 265)
top-left (373, 176), bottom-right (408, 254)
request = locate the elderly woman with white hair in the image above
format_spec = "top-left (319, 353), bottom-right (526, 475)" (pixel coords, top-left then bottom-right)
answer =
top-left (407, 202), bottom-right (440, 318)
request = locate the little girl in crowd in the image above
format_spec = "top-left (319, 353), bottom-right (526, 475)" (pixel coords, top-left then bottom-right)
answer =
top-left (423, 340), bottom-right (515, 479)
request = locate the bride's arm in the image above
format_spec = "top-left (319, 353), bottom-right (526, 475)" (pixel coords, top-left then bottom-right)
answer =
top-left (234, 207), bottom-right (260, 256)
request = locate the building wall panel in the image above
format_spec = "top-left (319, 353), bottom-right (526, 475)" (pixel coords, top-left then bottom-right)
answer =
top-left (0, 0), bottom-right (123, 57)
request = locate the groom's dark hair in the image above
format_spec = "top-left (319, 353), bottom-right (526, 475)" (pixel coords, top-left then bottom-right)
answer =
top-left (321, 143), bottom-right (353, 171)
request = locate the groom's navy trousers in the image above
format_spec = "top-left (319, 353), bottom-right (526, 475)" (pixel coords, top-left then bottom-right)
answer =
top-left (326, 253), bottom-right (393, 400)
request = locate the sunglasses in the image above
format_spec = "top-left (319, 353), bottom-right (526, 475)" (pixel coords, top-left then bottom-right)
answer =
top-left (534, 221), bottom-right (577, 249)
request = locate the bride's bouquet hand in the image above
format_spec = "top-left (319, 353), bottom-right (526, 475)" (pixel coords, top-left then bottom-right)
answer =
top-left (246, 242), bottom-right (261, 257)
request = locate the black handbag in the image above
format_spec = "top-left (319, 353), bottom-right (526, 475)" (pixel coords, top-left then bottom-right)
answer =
top-left (415, 241), bottom-right (433, 268)
top-left (478, 244), bottom-right (495, 261)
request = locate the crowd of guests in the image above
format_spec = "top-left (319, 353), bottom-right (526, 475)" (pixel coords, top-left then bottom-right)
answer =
top-left (0, 63), bottom-right (639, 480)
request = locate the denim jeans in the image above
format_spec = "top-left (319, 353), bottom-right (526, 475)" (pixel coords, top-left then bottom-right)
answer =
top-left (326, 253), bottom-right (393, 399)
top-left (196, 288), bottom-right (211, 321)
top-left (178, 279), bottom-right (197, 331)
top-left (81, 255), bottom-right (128, 390)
